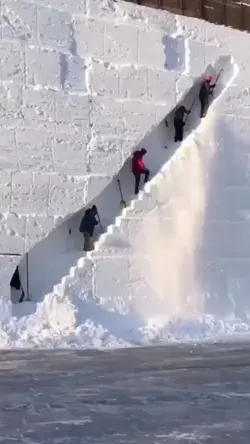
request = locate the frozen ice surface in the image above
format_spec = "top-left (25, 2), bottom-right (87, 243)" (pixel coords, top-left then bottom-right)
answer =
top-left (1, 342), bottom-right (250, 443)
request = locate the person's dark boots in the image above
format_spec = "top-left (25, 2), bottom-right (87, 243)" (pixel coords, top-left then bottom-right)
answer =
top-left (200, 102), bottom-right (204, 118)
top-left (200, 100), bottom-right (208, 118)
top-left (144, 170), bottom-right (150, 183)
top-left (19, 289), bottom-right (25, 303)
top-left (134, 175), bottom-right (140, 195)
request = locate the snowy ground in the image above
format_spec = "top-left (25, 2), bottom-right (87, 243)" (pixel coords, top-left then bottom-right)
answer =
top-left (1, 342), bottom-right (250, 443)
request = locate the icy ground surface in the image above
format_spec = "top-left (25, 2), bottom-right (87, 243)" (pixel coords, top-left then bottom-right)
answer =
top-left (1, 342), bottom-right (250, 443)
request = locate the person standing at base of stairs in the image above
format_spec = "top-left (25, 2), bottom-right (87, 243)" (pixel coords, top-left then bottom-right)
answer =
top-left (132, 148), bottom-right (150, 195)
top-left (10, 266), bottom-right (25, 303)
top-left (79, 205), bottom-right (99, 251)
top-left (199, 75), bottom-right (215, 118)
top-left (174, 105), bottom-right (190, 142)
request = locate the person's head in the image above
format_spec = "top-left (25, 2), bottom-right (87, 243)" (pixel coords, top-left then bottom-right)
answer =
top-left (140, 148), bottom-right (147, 156)
top-left (91, 205), bottom-right (97, 215)
top-left (179, 105), bottom-right (186, 112)
top-left (205, 75), bottom-right (212, 83)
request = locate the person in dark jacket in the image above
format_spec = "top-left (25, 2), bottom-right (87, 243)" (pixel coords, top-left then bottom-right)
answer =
top-left (132, 148), bottom-right (150, 195)
top-left (10, 266), bottom-right (25, 303)
top-left (174, 105), bottom-right (190, 142)
top-left (79, 205), bottom-right (99, 251)
top-left (199, 75), bottom-right (215, 118)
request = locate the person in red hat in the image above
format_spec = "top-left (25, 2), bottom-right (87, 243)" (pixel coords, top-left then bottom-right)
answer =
top-left (131, 148), bottom-right (150, 195)
top-left (199, 75), bottom-right (215, 118)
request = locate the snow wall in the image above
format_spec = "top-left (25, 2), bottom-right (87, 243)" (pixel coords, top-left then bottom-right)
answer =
top-left (1, 0), bottom-right (250, 347)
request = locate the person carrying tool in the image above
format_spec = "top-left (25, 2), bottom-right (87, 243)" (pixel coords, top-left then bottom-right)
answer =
top-left (132, 148), bottom-right (150, 195)
top-left (79, 205), bottom-right (99, 251)
top-left (199, 75), bottom-right (215, 118)
top-left (174, 105), bottom-right (190, 142)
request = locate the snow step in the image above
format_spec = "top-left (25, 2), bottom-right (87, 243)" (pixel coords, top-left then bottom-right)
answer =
top-left (54, 281), bottom-right (66, 297)
top-left (106, 224), bottom-right (120, 235)
top-left (62, 274), bottom-right (77, 288)
top-left (77, 256), bottom-right (93, 268)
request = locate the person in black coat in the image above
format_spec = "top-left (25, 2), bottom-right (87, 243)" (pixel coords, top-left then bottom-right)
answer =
top-left (79, 205), bottom-right (99, 251)
top-left (199, 75), bottom-right (215, 118)
top-left (174, 105), bottom-right (190, 142)
top-left (10, 266), bottom-right (25, 303)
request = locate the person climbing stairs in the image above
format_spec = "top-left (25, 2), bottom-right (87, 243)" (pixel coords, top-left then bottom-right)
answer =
top-left (131, 148), bottom-right (150, 195)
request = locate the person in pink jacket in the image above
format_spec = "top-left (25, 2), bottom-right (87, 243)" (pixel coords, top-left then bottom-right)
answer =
top-left (132, 148), bottom-right (150, 195)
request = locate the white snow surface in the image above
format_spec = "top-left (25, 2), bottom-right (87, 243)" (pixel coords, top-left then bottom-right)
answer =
top-left (1, 0), bottom-right (250, 348)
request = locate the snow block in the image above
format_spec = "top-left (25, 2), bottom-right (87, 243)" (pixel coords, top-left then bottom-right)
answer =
top-left (0, 214), bottom-right (26, 255)
top-left (2, 0), bottom-right (38, 43)
top-left (0, 128), bottom-right (18, 169)
top-left (11, 171), bottom-right (50, 214)
top-left (54, 136), bottom-right (89, 175)
top-left (48, 174), bottom-right (88, 216)
top-left (26, 215), bottom-right (56, 250)
top-left (163, 35), bottom-right (186, 72)
top-left (22, 87), bottom-right (56, 128)
top-left (89, 60), bottom-right (119, 97)
top-left (73, 17), bottom-right (104, 58)
top-left (63, 55), bottom-right (86, 92)
top-left (38, 6), bottom-right (71, 50)
top-left (55, 93), bottom-right (91, 130)
top-left (0, 170), bottom-right (11, 212)
top-left (0, 41), bottom-right (25, 83)
top-left (87, 137), bottom-right (123, 175)
top-left (104, 23), bottom-right (139, 64)
top-left (26, 47), bottom-right (61, 89)
top-left (16, 128), bottom-right (54, 173)
top-left (138, 28), bottom-right (166, 69)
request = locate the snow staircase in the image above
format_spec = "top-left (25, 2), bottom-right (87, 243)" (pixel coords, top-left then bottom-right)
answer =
top-left (54, 184), bottom-right (156, 297)
top-left (53, 57), bottom-right (238, 301)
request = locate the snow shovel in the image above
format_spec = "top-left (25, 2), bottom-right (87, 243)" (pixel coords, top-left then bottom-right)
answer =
top-left (211, 69), bottom-right (224, 96)
top-left (117, 179), bottom-right (126, 209)
top-left (184, 98), bottom-right (196, 124)
top-left (96, 209), bottom-right (104, 232)
top-left (18, 252), bottom-right (30, 302)
top-left (26, 252), bottom-right (31, 301)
